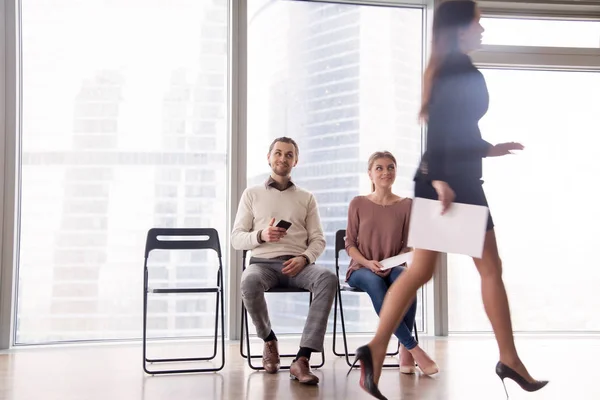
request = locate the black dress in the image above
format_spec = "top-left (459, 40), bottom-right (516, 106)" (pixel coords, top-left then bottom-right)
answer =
top-left (414, 52), bottom-right (495, 231)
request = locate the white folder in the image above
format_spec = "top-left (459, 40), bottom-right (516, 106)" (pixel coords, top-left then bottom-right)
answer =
top-left (380, 252), bottom-right (414, 270)
top-left (407, 197), bottom-right (489, 258)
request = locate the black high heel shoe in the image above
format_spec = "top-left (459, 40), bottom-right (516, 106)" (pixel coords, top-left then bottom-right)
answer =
top-left (495, 361), bottom-right (548, 399)
top-left (347, 345), bottom-right (388, 400)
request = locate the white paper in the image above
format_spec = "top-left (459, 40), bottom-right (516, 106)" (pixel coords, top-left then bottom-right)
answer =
top-left (407, 197), bottom-right (489, 258)
top-left (380, 252), bottom-right (414, 270)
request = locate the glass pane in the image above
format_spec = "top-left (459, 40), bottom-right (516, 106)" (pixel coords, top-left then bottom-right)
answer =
top-left (448, 69), bottom-right (600, 332)
top-left (247, 0), bottom-right (425, 335)
top-left (482, 17), bottom-right (600, 48)
top-left (17, 0), bottom-right (228, 344)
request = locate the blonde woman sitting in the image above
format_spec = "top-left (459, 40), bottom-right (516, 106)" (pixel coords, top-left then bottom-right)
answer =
top-left (345, 151), bottom-right (438, 375)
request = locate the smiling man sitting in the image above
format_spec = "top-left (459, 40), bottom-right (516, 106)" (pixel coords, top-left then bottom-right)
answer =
top-left (231, 137), bottom-right (337, 385)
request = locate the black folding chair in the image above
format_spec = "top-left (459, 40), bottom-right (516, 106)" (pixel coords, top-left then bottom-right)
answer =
top-left (332, 229), bottom-right (419, 368)
top-left (143, 228), bottom-right (225, 374)
top-left (239, 250), bottom-right (325, 371)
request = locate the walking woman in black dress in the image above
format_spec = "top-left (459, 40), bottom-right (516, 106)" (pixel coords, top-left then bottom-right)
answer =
top-left (349, 2), bottom-right (548, 399)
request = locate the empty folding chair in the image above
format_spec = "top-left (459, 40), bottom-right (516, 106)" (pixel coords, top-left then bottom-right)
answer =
top-left (143, 228), bottom-right (225, 374)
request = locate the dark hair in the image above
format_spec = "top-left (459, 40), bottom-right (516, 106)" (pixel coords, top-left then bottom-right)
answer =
top-left (419, 0), bottom-right (478, 120)
top-left (368, 151), bottom-right (397, 192)
top-left (268, 137), bottom-right (299, 157)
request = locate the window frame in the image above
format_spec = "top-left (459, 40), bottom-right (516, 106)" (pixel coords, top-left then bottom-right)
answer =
top-left (474, 44), bottom-right (600, 71)
top-left (477, 0), bottom-right (600, 20)
top-left (0, 0), bottom-right (20, 350)
top-left (297, 0), bottom-right (431, 7)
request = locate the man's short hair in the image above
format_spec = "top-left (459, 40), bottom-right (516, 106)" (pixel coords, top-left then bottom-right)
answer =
top-left (268, 137), bottom-right (299, 157)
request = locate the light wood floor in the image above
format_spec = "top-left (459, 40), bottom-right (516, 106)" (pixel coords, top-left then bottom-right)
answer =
top-left (0, 335), bottom-right (597, 400)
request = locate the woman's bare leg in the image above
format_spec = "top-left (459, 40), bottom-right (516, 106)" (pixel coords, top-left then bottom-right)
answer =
top-left (366, 249), bottom-right (439, 383)
top-left (472, 229), bottom-right (535, 382)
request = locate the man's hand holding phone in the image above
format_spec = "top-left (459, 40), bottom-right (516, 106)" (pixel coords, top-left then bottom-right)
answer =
top-left (260, 218), bottom-right (289, 243)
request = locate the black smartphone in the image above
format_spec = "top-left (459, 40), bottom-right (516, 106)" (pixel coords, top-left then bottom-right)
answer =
top-left (274, 219), bottom-right (292, 230)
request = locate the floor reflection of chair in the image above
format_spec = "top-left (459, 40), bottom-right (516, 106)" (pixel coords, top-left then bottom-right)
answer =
top-left (244, 371), bottom-right (278, 400)
top-left (244, 369), bottom-right (324, 400)
top-left (141, 371), bottom-right (224, 400)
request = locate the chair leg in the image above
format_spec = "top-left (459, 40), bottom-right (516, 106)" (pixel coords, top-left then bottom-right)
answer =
top-left (209, 290), bottom-right (219, 360)
top-left (240, 300), bottom-right (247, 359)
top-left (305, 291), bottom-right (324, 370)
top-left (142, 271), bottom-right (226, 374)
top-left (390, 340), bottom-right (400, 356)
top-left (311, 348), bottom-right (325, 369)
top-left (338, 289), bottom-right (401, 369)
top-left (143, 290), bottom-right (226, 374)
top-left (414, 322), bottom-right (419, 343)
top-left (142, 280), bottom-right (150, 374)
top-left (332, 285), bottom-right (345, 357)
top-left (218, 285), bottom-right (225, 371)
top-left (243, 304), bottom-right (263, 371)
top-left (141, 250), bottom-right (226, 374)
top-left (337, 287), bottom-right (354, 367)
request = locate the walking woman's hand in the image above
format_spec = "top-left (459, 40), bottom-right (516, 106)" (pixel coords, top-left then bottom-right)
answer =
top-left (488, 142), bottom-right (524, 157)
top-left (432, 180), bottom-right (455, 215)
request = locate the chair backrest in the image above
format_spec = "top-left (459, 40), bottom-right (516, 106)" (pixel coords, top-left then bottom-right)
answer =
top-left (242, 250), bottom-right (248, 270)
top-left (145, 228), bottom-right (222, 258)
top-left (334, 229), bottom-right (347, 279)
top-left (335, 229), bottom-right (346, 260)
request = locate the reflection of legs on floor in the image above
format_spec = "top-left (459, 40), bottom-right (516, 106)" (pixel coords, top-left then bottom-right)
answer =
top-left (261, 373), bottom-right (280, 400)
top-left (288, 374), bottom-right (321, 400)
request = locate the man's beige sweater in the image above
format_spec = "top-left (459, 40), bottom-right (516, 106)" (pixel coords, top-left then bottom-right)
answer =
top-left (231, 183), bottom-right (325, 263)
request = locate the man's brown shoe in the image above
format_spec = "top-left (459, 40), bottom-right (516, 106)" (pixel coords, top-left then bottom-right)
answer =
top-left (289, 356), bottom-right (319, 384)
top-left (262, 340), bottom-right (280, 374)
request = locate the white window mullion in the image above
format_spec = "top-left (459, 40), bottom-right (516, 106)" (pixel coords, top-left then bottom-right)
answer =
top-left (473, 44), bottom-right (600, 71)
top-left (478, 0), bottom-right (600, 19)
top-left (0, 0), bottom-right (20, 350)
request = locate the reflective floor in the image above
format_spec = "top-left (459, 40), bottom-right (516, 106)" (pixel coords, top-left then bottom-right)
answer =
top-left (0, 335), bottom-right (596, 399)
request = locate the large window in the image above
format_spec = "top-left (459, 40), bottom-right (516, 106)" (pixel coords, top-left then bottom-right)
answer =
top-left (17, 0), bottom-right (228, 344)
top-left (247, 0), bottom-right (425, 335)
top-left (448, 69), bottom-right (600, 332)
